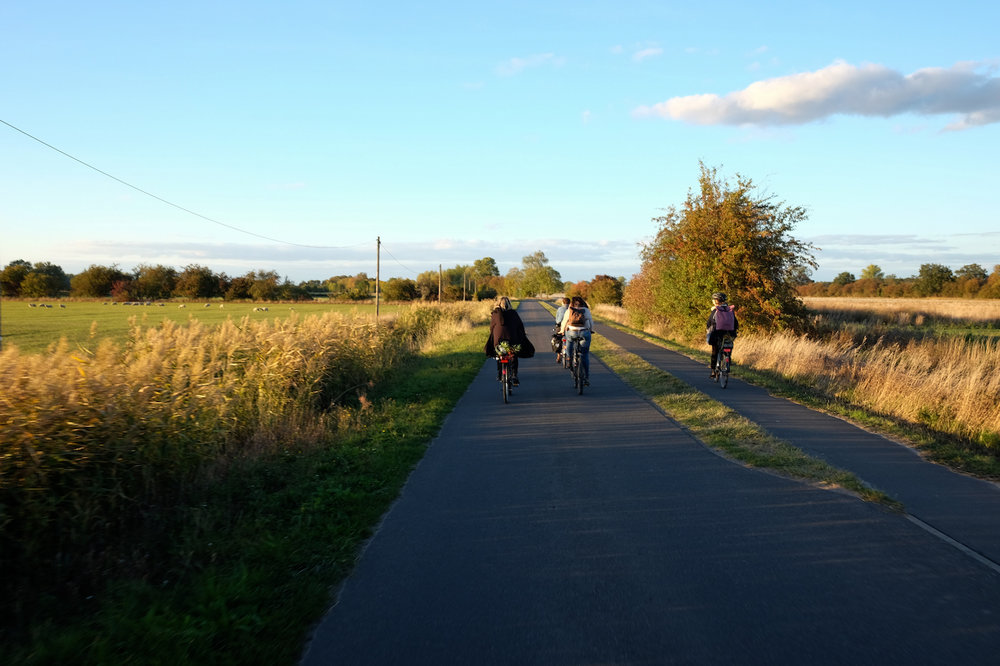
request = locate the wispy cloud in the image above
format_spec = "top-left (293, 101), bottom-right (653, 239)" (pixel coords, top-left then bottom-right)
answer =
top-left (633, 60), bottom-right (1000, 130)
top-left (496, 53), bottom-right (565, 77)
top-left (633, 47), bottom-right (663, 63)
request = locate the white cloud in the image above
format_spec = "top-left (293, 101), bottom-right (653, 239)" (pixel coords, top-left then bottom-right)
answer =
top-left (582, 110), bottom-right (592, 124)
top-left (496, 53), bottom-right (565, 77)
top-left (633, 47), bottom-right (663, 63)
top-left (633, 60), bottom-right (1000, 130)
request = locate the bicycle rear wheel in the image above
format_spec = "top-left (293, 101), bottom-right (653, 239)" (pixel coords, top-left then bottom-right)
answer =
top-left (501, 365), bottom-right (509, 403)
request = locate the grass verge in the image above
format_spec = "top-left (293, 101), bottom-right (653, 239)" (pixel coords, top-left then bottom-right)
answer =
top-left (591, 335), bottom-right (900, 509)
top-left (4, 324), bottom-right (489, 666)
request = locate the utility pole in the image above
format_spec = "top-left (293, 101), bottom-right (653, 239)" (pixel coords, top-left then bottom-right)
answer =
top-left (376, 236), bottom-right (381, 320)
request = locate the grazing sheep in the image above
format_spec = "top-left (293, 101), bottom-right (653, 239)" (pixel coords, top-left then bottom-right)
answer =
top-left (59, 304), bottom-right (66, 308)
top-left (179, 304), bottom-right (187, 308)
top-left (28, 303), bottom-right (37, 308)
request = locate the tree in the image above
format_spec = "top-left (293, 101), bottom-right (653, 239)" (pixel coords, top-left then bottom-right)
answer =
top-left (956, 264), bottom-right (988, 282)
top-left (1, 259), bottom-right (33, 296)
top-left (588, 275), bottom-right (624, 305)
top-left (860, 264), bottom-right (884, 281)
top-left (19, 262), bottom-right (69, 298)
top-left (71, 264), bottom-right (128, 298)
top-left (225, 275), bottom-right (253, 301)
top-left (832, 272), bottom-right (856, 286)
top-left (381, 277), bottom-right (417, 301)
top-left (415, 270), bottom-right (439, 300)
top-left (517, 251), bottom-right (562, 297)
top-left (625, 163), bottom-right (815, 337)
top-left (133, 264), bottom-right (178, 300)
top-left (174, 264), bottom-right (222, 299)
top-left (914, 263), bottom-right (954, 296)
top-left (249, 270), bottom-right (280, 301)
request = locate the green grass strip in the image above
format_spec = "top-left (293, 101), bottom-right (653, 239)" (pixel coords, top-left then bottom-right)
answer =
top-left (591, 334), bottom-right (901, 510)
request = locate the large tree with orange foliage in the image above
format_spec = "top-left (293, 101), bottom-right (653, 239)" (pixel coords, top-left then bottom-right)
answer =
top-left (625, 163), bottom-right (815, 338)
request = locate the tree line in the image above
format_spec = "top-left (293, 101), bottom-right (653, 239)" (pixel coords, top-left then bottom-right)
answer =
top-left (1, 254), bottom-right (628, 305)
top-left (797, 263), bottom-right (1000, 298)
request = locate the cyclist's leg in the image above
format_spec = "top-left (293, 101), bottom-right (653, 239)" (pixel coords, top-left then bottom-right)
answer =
top-left (580, 330), bottom-right (591, 382)
top-left (709, 334), bottom-right (720, 375)
top-left (511, 355), bottom-right (519, 385)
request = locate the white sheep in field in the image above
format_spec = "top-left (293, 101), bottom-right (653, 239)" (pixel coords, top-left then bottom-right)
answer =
top-left (179, 304), bottom-right (187, 308)
top-left (204, 303), bottom-right (211, 308)
top-left (28, 303), bottom-right (37, 308)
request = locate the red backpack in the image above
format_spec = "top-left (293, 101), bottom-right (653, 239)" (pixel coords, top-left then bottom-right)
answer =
top-left (713, 305), bottom-right (735, 330)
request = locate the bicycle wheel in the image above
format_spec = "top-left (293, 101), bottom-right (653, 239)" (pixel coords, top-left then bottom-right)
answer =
top-left (501, 365), bottom-right (509, 403)
top-left (719, 353), bottom-right (729, 389)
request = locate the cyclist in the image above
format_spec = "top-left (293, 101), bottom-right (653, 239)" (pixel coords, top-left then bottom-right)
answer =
top-left (485, 296), bottom-right (533, 386)
top-left (553, 297), bottom-right (570, 363)
top-left (706, 292), bottom-right (738, 378)
top-left (559, 295), bottom-right (593, 386)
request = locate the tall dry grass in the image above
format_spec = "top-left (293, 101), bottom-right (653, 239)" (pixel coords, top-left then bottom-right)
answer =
top-left (736, 331), bottom-right (1000, 447)
top-left (593, 302), bottom-right (1000, 451)
top-left (0, 301), bottom-right (489, 613)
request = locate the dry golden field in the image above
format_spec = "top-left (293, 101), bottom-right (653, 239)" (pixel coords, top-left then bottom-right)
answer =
top-left (801, 296), bottom-right (1000, 324)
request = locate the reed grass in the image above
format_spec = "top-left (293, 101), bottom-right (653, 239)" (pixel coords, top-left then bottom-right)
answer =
top-left (0, 301), bottom-right (491, 644)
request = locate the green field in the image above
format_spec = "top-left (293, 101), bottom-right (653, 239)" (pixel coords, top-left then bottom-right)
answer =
top-left (0, 300), bottom-right (403, 355)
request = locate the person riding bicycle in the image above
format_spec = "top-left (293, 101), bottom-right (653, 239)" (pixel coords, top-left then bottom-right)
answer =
top-left (484, 296), bottom-right (533, 386)
top-left (706, 292), bottom-right (738, 378)
top-left (559, 295), bottom-right (593, 386)
top-left (553, 297), bottom-right (570, 363)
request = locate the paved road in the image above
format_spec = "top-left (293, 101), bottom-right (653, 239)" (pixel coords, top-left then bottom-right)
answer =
top-left (301, 301), bottom-right (1000, 665)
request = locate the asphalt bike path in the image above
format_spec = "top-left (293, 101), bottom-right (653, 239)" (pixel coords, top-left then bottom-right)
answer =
top-left (598, 318), bottom-right (1000, 570)
top-left (301, 301), bottom-right (1000, 665)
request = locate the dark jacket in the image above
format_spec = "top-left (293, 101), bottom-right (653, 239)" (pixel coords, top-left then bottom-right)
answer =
top-left (485, 307), bottom-right (534, 357)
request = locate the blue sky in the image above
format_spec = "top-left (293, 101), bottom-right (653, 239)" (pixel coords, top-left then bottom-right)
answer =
top-left (2, 1), bottom-right (998, 284)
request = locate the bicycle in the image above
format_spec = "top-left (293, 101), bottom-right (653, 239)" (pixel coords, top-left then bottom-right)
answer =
top-left (714, 335), bottom-right (734, 389)
top-left (494, 341), bottom-right (519, 404)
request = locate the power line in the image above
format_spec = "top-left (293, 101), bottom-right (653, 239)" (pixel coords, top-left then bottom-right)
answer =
top-left (379, 243), bottom-right (420, 275)
top-left (1, 118), bottom-right (369, 251)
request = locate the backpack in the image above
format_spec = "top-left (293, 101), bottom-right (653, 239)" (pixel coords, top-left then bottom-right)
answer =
top-left (713, 305), bottom-right (735, 331)
top-left (568, 307), bottom-right (587, 327)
